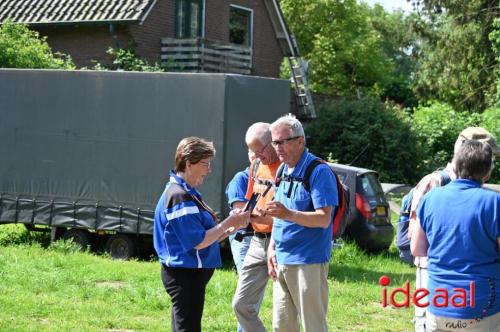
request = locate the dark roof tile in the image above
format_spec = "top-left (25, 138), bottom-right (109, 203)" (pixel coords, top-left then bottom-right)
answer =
top-left (0, 0), bottom-right (156, 25)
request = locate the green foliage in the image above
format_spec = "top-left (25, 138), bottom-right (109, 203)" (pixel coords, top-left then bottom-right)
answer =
top-left (411, 101), bottom-right (482, 174)
top-left (368, 6), bottom-right (419, 107)
top-left (280, 0), bottom-right (395, 97)
top-left (91, 47), bottom-right (165, 72)
top-left (0, 20), bottom-right (74, 69)
top-left (488, 18), bottom-right (500, 107)
top-left (411, 1), bottom-right (497, 112)
top-left (49, 239), bottom-right (87, 254)
top-left (481, 107), bottom-right (500, 140)
top-left (0, 224), bottom-right (50, 247)
top-left (306, 97), bottom-right (421, 183)
top-left (481, 106), bottom-right (500, 182)
top-left (108, 47), bottom-right (164, 72)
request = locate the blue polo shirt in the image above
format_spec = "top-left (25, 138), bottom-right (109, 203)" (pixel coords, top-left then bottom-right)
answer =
top-left (272, 150), bottom-right (338, 265)
top-left (225, 168), bottom-right (249, 207)
top-left (417, 179), bottom-right (500, 319)
top-left (153, 171), bottom-right (221, 268)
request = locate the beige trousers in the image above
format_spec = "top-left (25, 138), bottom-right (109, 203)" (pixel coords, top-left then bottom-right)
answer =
top-left (272, 263), bottom-right (329, 332)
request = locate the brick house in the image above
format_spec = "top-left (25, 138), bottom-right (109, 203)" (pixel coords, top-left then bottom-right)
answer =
top-left (0, 0), bottom-right (287, 78)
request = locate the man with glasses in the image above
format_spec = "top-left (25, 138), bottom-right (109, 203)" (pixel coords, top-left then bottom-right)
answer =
top-left (265, 115), bottom-right (338, 332)
top-left (232, 122), bottom-right (281, 332)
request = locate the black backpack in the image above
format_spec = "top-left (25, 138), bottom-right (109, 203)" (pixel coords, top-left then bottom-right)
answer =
top-left (396, 170), bottom-right (451, 264)
top-left (275, 159), bottom-right (350, 239)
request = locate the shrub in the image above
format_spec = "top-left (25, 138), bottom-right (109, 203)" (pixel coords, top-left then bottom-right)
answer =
top-left (411, 101), bottom-right (482, 176)
top-left (480, 107), bottom-right (500, 182)
top-left (90, 47), bottom-right (165, 72)
top-left (306, 97), bottom-right (421, 183)
top-left (0, 20), bottom-right (74, 69)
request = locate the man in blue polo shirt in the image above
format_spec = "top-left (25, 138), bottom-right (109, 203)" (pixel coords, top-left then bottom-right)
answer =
top-left (226, 150), bottom-right (255, 273)
top-left (265, 115), bottom-right (337, 332)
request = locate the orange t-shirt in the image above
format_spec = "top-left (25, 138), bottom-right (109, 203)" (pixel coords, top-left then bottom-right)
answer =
top-left (245, 159), bottom-right (281, 233)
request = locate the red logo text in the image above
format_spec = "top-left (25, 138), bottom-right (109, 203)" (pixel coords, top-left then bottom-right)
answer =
top-left (379, 275), bottom-right (475, 308)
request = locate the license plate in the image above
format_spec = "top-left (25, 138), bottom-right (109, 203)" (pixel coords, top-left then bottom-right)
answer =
top-left (376, 206), bottom-right (386, 216)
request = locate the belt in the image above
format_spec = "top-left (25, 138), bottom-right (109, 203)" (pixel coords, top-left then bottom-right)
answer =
top-left (254, 232), bottom-right (271, 239)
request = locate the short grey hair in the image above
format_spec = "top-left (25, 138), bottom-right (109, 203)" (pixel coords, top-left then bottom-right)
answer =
top-left (270, 114), bottom-right (305, 138)
top-left (245, 122), bottom-right (272, 145)
top-left (454, 140), bottom-right (493, 183)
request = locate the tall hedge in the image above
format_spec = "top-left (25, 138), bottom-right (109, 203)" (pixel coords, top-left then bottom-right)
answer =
top-left (306, 97), bottom-right (422, 183)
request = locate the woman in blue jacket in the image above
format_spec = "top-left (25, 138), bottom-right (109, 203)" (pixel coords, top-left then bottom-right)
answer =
top-left (154, 137), bottom-right (249, 332)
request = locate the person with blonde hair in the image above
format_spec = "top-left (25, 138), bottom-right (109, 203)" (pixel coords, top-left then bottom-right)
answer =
top-left (154, 136), bottom-right (249, 332)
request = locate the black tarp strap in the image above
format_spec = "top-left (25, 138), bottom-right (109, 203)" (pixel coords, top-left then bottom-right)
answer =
top-left (72, 201), bottom-right (77, 228)
top-left (119, 206), bottom-right (123, 232)
top-left (49, 200), bottom-right (54, 227)
top-left (14, 196), bottom-right (19, 223)
top-left (31, 198), bottom-right (37, 224)
top-left (94, 202), bottom-right (100, 231)
top-left (136, 208), bottom-right (141, 235)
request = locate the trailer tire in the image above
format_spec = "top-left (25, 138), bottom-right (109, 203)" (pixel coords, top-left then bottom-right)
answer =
top-left (62, 229), bottom-right (92, 250)
top-left (105, 234), bottom-right (136, 260)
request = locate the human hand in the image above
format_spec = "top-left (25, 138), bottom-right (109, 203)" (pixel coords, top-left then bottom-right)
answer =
top-left (226, 210), bottom-right (250, 230)
top-left (265, 201), bottom-right (293, 220)
top-left (267, 241), bottom-right (277, 281)
top-left (249, 207), bottom-right (273, 225)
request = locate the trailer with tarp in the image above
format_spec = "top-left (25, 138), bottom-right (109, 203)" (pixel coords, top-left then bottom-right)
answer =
top-left (0, 69), bottom-right (289, 258)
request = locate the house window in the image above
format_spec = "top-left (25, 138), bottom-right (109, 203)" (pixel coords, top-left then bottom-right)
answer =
top-left (229, 5), bottom-right (253, 46)
top-left (176, 0), bottom-right (204, 38)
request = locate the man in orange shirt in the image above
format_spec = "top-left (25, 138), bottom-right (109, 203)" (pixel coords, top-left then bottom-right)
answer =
top-left (232, 122), bottom-right (281, 332)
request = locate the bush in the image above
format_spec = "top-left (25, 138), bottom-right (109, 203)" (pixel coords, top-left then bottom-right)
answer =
top-left (306, 97), bottom-right (421, 183)
top-left (480, 107), bottom-right (500, 182)
top-left (411, 101), bottom-right (482, 176)
top-left (0, 20), bottom-right (74, 69)
top-left (90, 47), bottom-right (165, 72)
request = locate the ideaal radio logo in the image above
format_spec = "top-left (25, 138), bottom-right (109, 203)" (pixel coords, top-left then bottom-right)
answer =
top-left (378, 275), bottom-right (475, 308)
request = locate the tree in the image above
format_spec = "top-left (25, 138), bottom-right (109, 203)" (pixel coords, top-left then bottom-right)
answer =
top-left (488, 18), bottom-right (500, 107)
top-left (280, 0), bottom-right (394, 97)
top-left (368, 5), bottom-right (419, 107)
top-left (306, 97), bottom-right (422, 183)
top-left (0, 20), bottom-right (74, 69)
top-left (410, 0), bottom-right (498, 112)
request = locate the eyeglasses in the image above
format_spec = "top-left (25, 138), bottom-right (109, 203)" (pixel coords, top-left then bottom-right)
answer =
top-left (252, 141), bottom-right (270, 156)
top-left (198, 161), bottom-right (211, 168)
top-left (271, 136), bottom-right (301, 147)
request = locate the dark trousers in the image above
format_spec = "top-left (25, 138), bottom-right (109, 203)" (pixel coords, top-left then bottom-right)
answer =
top-left (161, 265), bottom-right (215, 332)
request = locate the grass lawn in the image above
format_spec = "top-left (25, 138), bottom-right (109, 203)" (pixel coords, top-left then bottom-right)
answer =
top-left (0, 223), bottom-right (414, 331)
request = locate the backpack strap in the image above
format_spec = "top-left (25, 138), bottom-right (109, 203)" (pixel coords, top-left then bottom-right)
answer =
top-left (302, 158), bottom-right (324, 192)
top-left (274, 162), bottom-right (286, 188)
top-left (249, 159), bottom-right (261, 183)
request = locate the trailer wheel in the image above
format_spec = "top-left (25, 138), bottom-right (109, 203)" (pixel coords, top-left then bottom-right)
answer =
top-left (105, 234), bottom-right (136, 260)
top-left (62, 229), bottom-right (92, 250)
